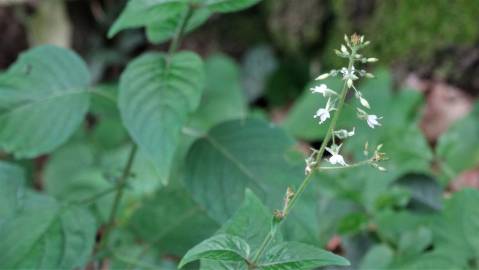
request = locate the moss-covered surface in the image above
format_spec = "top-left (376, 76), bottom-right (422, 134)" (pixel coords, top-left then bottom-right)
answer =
top-left (322, 0), bottom-right (479, 68)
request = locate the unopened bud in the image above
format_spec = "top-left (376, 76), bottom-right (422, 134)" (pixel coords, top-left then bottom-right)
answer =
top-left (359, 96), bottom-right (370, 109)
top-left (315, 73), bottom-right (330, 80)
top-left (367, 58), bottom-right (378, 63)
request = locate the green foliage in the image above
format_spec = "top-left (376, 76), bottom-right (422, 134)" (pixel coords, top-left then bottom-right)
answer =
top-left (437, 103), bottom-right (479, 183)
top-left (184, 118), bottom-right (301, 223)
top-left (128, 186), bottom-right (219, 256)
top-left (0, 165), bottom-right (95, 269)
top-left (182, 190), bottom-right (349, 269)
top-left (119, 52), bottom-right (204, 183)
top-left (109, 0), bottom-right (262, 43)
top-left (257, 242), bottom-right (349, 269)
top-left (2, 2), bottom-right (478, 270)
top-left (0, 46), bottom-right (90, 158)
top-left (189, 54), bottom-right (247, 131)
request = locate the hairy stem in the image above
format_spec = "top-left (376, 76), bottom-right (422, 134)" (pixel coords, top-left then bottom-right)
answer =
top-left (252, 50), bottom-right (357, 263)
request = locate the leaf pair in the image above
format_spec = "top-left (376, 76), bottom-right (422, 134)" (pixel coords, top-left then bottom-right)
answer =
top-left (109, 0), bottom-right (263, 43)
top-left (179, 190), bottom-right (350, 269)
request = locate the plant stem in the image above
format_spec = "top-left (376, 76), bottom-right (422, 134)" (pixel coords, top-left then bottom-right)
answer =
top-left (100, 144), bottom-right (137, 249)
top-left (252, 51), bottom-right (357, 264)
top-left (99, 2), bottom-right (196, 255)
top-left (167, 4), bottom-right (195, 57)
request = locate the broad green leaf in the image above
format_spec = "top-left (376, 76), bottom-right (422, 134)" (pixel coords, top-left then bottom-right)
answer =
top-left (0, 192), bottom-right (96, 269)
top-left (129, 186), bottom-right (219, 255)
top-left (205, 0), bottom-right (262, 13)
top-left (374, 210), bottom-right (430, 246)
top-left (218, 189), bottom-right (273, 249)
top-left (0, 161), bottom-right (25, 218)
top-left (0, 45), bottom-right (90, 158)
top-left (146, 7), bottom-right (212, 44)
top-left (184, 118), bottom-right (301, 222)
top-left (200, 189), bottom-right (274, 270)
top-left (257, 242), bottom-right (350, 269)
top-left (394, 173), bottom-right (443, 211)
top-left (109, 0), bottom-right (262, 43)
top-left (179, 234), bottom-right (251, 269)
top-left (397, 226), bottom-right (432, 257)
top-left (189, 54), bottom-right (247, 131)
top-left (108, 1), bottom-right (186, 38)
top-left (359, 245), bottom-right (393, 270)
top-left (119, 52), bottom-right (204, 183)
top-left (436, 103), bottom-right (479, 182)
top-left (431, 189), bottom-right (479, 262)
top-left (392, 249), bottom-right (463, 270)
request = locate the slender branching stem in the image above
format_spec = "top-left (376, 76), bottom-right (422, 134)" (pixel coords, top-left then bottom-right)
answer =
top-left (252, 50), bottom-right (358, 264)
top-left (100, 144), bottom-right (138, 249)
top-left (167, 4), bottom-right (195, 58)
top-left (99, 2), bottom-right (196, 256)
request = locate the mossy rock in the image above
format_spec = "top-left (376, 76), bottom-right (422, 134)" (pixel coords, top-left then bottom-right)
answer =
top-left (323, 0), bottom-right (479, 67)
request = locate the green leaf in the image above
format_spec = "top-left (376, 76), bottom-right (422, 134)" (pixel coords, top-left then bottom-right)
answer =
top-left (109, 0), bottom-right (262, 43)
top-left (257, 242), bottom-right (350, 269)
top-left (200, 189), bottom-right (274, 269)
top-left (218, 189), bottom-right (273, 250)
top-left (394, 173), bottom-right (443, 211)
top-left (432, 189), bottom-right (479, 262)
top-left (146, 7), bottom-right (212, 44)
top-left (205, 0), bottom-right (262, 13)
top-left (189, 54), bottom-right (247, 131)
top-left (0, 192), bottom-right (96, 269)
top-left (184, 118), bottom-right (301, 222)
top-left (0, 161), bottom-right (25, 218)
top-left (359, 245), bottom-right (393, 270)
top-left (397, 226), bottom-right (432, 257)
top-left (119, 52), bottom-right (204, 183)
top-left (436, 103), bottom-right (479, 182)
top-left (108, 1), bottom-right (186, 39)
top-left (0, 45), bottom-right (90, 158)
top-left (129, 186), bottom-right (219, 256)
top-left (179, 234), bottom-right (251, 269)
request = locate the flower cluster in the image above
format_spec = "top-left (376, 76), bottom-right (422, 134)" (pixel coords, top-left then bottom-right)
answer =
top-left (305, 34), bottom-right (387, 174)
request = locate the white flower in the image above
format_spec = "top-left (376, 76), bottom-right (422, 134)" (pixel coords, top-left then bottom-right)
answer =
top-left (366, 115), bottom-right (382, 128)
top-left (334, 127), bottom-right (355, 139)
top-left (325, 144), bottom-right (347, 166)
top-left (340, 66), bottom-right (358, 88)
top-left (310, 84), bottom-right (336, 97)
top-left (314, 108), bottom-right (330, 124)
top-left (314, 98), bottom-right (333, 124)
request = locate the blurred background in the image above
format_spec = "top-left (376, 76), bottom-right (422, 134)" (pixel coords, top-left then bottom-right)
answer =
top-left (1, 0), bottom-right (478, 138)
top-left (1, 0), bottom-right (479, 269)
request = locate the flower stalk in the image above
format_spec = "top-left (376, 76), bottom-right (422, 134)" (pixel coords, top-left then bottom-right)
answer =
top-left (252, 34), bottom-right (387, 265)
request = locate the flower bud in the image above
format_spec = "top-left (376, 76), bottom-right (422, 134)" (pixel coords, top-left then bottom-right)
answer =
top-left (315, 73), bottom-right (330, 80)
top-left (359, 96), bottom-right (370, 109)
top-left (367, 58), bottom-right (378, 63)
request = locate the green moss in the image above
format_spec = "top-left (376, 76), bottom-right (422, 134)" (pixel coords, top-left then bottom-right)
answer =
top-left (323, 0), bottom-right (479, 67)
